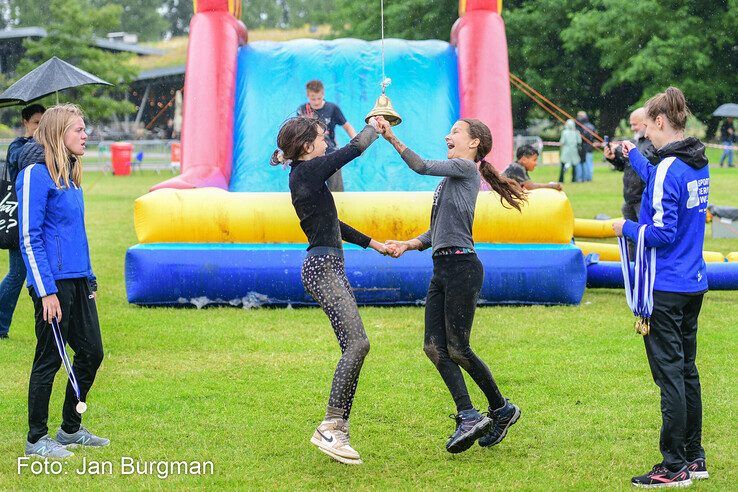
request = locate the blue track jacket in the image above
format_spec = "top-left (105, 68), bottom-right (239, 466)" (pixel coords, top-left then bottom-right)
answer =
top-left (622, 137), bottom-right (709, 293)
top-left (15, 144), bottom-right (95, 298)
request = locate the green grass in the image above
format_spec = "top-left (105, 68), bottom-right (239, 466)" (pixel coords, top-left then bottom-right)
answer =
top-left (0, 165), bottom-right (737, 490)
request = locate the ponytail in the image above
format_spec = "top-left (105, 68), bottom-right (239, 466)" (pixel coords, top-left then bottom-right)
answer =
top-left (479, 159), bottom-right (527, 212)
top-left (459, 118), bottom-right (528, 212)
top-left (645, 86), bottom-right (690, 131)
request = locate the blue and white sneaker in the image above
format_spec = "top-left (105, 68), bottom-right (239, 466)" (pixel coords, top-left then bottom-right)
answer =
top-left (25, 435), bottom-right (74, 459)
top-left (446, 409), bottom-right (492, 454)
top-left (479, 399), bottom-right (521, 447)
top-left (56, 426), bottom-right (110, 448)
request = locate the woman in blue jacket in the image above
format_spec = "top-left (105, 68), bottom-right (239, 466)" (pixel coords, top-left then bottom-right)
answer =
top-left (16, 104), bottom-right (108, 459)
top-left (613, 87), bottom-right (709, 488)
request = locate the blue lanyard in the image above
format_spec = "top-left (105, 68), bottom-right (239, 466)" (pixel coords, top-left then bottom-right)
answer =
top-left (618, 226), bottom-right (656, 334)
top-left (50, 317), bottom-right (87, 414)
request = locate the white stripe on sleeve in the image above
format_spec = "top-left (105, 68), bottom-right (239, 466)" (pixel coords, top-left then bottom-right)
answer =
top-left (652, 157), bottom-right (676, 228)
top-left (21, 164), bottom-right (47, 297)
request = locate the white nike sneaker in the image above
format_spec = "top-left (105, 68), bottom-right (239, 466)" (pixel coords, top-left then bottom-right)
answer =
top-left (310, 419), bottom-right (362, 465)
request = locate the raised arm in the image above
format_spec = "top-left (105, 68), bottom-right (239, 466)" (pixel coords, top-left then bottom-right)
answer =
top-left (620, 142), bottom-right (652, 182)
top-left (621, 163), bottom-right (680, 248)
top-left (308, 123), bottom-right (379, 183)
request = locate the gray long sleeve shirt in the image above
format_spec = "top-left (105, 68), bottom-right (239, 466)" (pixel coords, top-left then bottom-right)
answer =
top-left (400, 148), bottom-right (480, 253)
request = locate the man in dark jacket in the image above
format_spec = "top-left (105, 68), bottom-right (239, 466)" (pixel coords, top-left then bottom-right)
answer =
top-left (0, 103), bottom-right (44, 340)
top-left (605, 108), bottom-right (658, 225)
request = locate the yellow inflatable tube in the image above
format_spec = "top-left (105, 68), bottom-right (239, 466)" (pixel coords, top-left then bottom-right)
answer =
top-left (574, 218), bottom-right (620, 238)
top-left (134, 188), bottom-right (574, 244)
top-left (576, 241), bottom-right (726, 263)
top-left (727, 252), bottom-right (738, 262)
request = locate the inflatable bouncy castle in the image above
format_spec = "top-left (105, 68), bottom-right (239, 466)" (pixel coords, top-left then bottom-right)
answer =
top-left (125, 0), bottom-right (589, 307)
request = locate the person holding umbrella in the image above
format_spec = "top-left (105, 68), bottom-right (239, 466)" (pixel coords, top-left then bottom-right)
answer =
top-left (718, 117), bottom-right (734, 167)
top-left (16, 104), bottom-right (108, 458)
top-left (0, 103), bottom-right (44, 340)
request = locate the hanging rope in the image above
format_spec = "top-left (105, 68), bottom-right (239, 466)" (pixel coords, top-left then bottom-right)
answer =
top-left (379, 0), bottom-right (391, 94)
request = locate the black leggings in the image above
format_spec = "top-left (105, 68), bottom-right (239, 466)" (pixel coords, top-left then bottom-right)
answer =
top-left (302, 253), bottom-right (369, 420)
top-left (28, 278), bottom-right (104, 443)
top-left (424, 254), bottom-right (505, 412)
top-left (645, 291), bottom-right (705, 470)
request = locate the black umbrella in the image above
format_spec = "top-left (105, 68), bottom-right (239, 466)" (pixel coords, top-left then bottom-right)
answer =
top-left (712, 103), bottom-right (738, 118)
top-left (0, 56), bottom-right (111, 108)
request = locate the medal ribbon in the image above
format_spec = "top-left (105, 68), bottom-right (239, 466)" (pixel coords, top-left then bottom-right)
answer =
top-left (50, 316), bottom-right (82, 403)
top-left (618, 225), bottom-right (656, 319)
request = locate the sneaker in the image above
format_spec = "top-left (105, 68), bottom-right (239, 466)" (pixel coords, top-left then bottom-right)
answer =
top-left (0, 333), bottom-right (8, 340)
top-left (56, 426), bottom-right (110, 448)
top-left (631, 464), bottom-right (692, 488)
top-left (687, 458), bottom-right (708, 480)
top-left (479, 399), bottom-right (521, 447)
top-left (25, 435), bottom-right (74, 459)
top-left (445, 409), bottom-right (492, 454)
top-left (310, 419), bottom-right (362, 465)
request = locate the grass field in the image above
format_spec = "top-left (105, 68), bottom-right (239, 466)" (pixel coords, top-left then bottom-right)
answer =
top-left (0, 156), bottom-right (736, 490)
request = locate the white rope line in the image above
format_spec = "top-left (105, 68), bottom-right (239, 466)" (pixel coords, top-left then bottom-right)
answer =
top-left (380, 0), bottom-right (391, 93)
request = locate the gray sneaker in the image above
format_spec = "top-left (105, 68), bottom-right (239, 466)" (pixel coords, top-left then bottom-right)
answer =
top-left (25, 435), bottom-right (74, 459)
top-left (56, 426), bottom-right (110, 447)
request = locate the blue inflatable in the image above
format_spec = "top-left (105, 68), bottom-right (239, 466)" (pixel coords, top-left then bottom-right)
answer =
top-left (126, 243), bottom-right (586, 307)
top-left (231, 39), bottom-right (459, 192)
top-left (586, 259), bottom-right (738, 290)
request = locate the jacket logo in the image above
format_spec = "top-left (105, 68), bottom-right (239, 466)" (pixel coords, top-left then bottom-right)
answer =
top-left (686, 180), bottom-right (699, 209)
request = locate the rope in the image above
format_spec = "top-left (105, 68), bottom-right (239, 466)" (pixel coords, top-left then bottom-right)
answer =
top-left (145, 88), bottom-right (183, 130)
top-left (510, 76), bottom-right (601, 151)
top-left (510, 73), bottom-right (605, 143)
top-left (379, 0), bottom-right (390, 93)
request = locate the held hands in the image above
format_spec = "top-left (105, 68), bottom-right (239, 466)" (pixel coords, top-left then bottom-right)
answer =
top-left (612, 219), bottom-right (625, 237)
top-left (385, 240), bottom-right (409, 258)
top-left (42, 294), bottom-right (62, 323)
top-left (369, 239), bottom-right (389, 256)
top-left (374, 116), bottom-right (394, 140)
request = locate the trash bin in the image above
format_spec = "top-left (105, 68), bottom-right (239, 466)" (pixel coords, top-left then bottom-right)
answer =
top-left (170, 142), bottom-right (181, 169)
top-left (110, 142), bottom-right (133, 176)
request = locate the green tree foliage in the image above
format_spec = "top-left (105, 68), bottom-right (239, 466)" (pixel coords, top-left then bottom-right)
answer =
top-left (242, 0), bottom-right (335, 30)
top-left (162, 0), bottom-right (193, 36)
top-left (561, 0), bottom-right (737, 135)
top-left (330, 0), bottom-right (457, 41)
top-left (15, 0), bottom-right (137, 121)
top-left (504, 0), bottom-right (737, 135)
top-left (91, 0), bottom-right (170, 41)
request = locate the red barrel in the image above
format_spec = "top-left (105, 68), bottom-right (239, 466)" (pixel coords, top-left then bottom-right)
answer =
top-left (110, 142), bottom-right (133, 176)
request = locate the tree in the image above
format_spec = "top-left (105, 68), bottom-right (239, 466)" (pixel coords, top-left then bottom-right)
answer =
top-left (15, 0), bottom-right (137, 121)
top-left (162, 0), bottom-right (193, 36)
top-left (330, 0), bottom-right (457, 41)
top-left (504, 0), bottom-right (737, 136)
top-left (562, 0), bottom-right (737, 137)
top-left (91, 0), bottom-right (170, 41)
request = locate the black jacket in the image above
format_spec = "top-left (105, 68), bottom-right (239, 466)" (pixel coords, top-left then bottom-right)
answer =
top-left (607, 136), bottom-right (658, 204)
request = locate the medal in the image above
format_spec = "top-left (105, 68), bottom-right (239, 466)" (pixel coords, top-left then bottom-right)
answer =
top-left (76, 401), bottom-right (87, 414)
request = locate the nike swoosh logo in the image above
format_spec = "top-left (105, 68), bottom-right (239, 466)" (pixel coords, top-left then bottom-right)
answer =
top-left (316, 430), bottom-right (333, 443)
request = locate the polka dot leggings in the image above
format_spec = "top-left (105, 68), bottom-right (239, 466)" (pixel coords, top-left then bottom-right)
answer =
top-left (302, 254), bottom-right (370, 420)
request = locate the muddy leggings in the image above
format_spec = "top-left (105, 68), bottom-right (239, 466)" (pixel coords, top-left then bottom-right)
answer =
top-left (424, 253), bottom-right (505, 412)
top-left (302, 253), bottom-right (370, 420)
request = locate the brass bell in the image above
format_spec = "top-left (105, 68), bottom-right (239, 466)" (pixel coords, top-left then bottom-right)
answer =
top-left (365, 93), bottom-right (402, 126)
